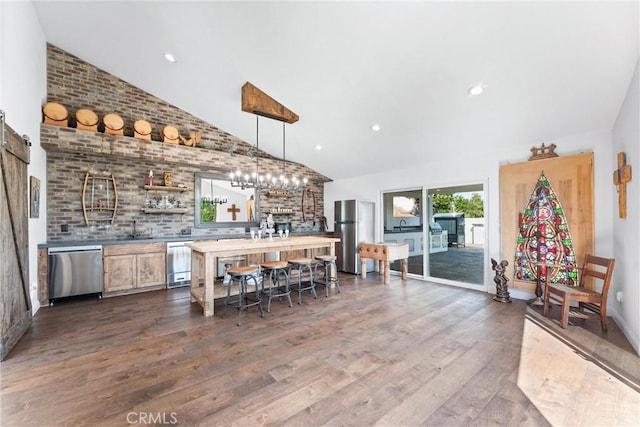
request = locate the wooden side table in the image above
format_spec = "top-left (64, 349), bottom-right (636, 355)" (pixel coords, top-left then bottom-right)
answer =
top-left (359, 243), bottom-right (409, 284)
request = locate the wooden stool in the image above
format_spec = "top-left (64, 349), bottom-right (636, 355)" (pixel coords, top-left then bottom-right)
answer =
top-left (75, 108), bottom-right (99, 131)
top-left (103, 113), bottom-right (124, 136)
top-left (314, 255), bottom-right (341, 297)
top-left (134, 119), bottom-right (152, 140)
top-left (260, 261), bottom-right (292, 312)
top-left (42, 102), bottom-right (68, 126)
top-left (288, 258), bottom-right (316, 304)
top-left (223, 266), bottom-right (264, 326)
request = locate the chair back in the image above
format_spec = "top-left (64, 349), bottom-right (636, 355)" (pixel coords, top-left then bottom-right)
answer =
top-left (578, 254), bottom-right (615, 303)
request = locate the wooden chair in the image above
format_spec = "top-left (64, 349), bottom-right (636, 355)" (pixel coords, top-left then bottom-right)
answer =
top-left (543, 254), bottom-right (615, 331)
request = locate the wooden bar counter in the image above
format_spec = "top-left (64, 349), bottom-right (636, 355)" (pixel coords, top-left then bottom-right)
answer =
top-left (359, 242), bottom-right (409, 284)
top-left (187, 236), bottom-right (340, 316)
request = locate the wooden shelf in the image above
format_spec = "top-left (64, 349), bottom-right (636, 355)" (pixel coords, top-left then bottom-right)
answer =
top-left (142, 208), bottom-right (188, 214)
top-left (263, 190), bottom-right (296, 198)
top-left (144, 185), bottom-right (188, 192)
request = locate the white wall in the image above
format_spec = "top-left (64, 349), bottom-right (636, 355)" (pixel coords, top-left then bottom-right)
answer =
top-left (325, 129), bottom-right (615, 297)
top-left (1, 1), bottom-right (48, 314)
top-left (612, 58), bottom-right (640, 354)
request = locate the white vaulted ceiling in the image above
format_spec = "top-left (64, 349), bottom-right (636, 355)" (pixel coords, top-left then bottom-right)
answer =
top-left (32, 1), bottom-right (639, 180)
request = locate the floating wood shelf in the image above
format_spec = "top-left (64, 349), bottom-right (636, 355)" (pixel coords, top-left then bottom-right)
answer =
top-left (263, 190), bottom-right (296, 198)
top-left (141, 208), bottom-right (188, 214)
top-left (144, 185), bottom-right (189, 192)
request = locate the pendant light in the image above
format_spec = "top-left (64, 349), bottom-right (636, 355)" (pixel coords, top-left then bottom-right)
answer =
top-left (229, 116), bottom-right (309, 194)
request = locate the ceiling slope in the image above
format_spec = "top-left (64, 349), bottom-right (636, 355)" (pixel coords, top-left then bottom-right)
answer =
top-left (32, 1), bottom-right (639, 180)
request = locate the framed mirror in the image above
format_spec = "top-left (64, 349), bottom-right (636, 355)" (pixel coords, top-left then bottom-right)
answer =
top-left (194, 172), bottom-right (259, 229)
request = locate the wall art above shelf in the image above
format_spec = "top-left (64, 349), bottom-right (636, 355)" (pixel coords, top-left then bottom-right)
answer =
top-left (82, 172), bottom-right (117, 225)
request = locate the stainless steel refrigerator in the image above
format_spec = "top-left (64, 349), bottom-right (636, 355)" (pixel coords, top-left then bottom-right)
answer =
top-left (334, 200), bottom-right (375, 274)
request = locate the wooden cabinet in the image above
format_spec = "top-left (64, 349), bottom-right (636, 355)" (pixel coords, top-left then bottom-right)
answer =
top-left (38, 248), bottom-right (49, 306)
top-left (103, 243), bottom-right (166, 295)
top-left (103, 255), bottom-right (137, 292)
top-left (137, 252), bottom-right (166, 287)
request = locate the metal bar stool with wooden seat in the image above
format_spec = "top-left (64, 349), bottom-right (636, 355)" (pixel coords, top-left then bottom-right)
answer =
top-left (260, 260), bottom-right (292, 312)
top-left (288, 258), bottom-right (317, 304)
top-left (223, 265), bottom-right (264, 326)
top-left (314, 255), bottom-right (341, 297)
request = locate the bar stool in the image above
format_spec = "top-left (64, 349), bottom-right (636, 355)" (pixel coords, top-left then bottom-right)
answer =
top-left (288, 258), bottom-right (316, 304)
top-left (223, 265), bottom-right (264, 326)
top-left (260, 260), bottom-right (292, 312)
top-left (314, 255), bottom-right (341, 297)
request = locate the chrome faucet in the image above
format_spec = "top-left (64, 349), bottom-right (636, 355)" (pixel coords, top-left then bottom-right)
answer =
top-left (399, 219), bottom-right (407, 227)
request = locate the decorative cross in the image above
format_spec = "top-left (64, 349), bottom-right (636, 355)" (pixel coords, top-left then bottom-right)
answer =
top-left (227, 204), bottom-right (241, 221)
top-left (613, 152), bottom-right (632, 219)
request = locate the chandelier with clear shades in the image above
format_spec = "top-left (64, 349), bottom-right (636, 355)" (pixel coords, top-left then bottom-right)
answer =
top-left (229, 116), bottom-right (309, 193)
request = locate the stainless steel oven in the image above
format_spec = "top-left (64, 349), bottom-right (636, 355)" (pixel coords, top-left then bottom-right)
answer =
top-left (167, 241), bottom-right (192, 288)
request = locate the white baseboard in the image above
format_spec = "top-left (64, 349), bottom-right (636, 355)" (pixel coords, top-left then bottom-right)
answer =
top-left (610, 306), bottom-right (640, 356)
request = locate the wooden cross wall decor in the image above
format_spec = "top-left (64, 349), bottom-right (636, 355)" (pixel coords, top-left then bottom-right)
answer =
top-left (613, 152), bottom-right (632, 219)
top-left (227, 204), bottom-right (240, 221)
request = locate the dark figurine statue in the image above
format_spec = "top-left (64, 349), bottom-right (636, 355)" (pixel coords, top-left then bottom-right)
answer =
top-left (491, 258), bottom-right (512, 303)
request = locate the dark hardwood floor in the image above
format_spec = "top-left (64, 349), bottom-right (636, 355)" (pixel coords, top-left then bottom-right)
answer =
top-left (1, 273), bottom-right (551, 426)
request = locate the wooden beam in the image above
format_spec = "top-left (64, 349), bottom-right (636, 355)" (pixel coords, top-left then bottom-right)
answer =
top-left (241, 82), bottom-right (299, 123)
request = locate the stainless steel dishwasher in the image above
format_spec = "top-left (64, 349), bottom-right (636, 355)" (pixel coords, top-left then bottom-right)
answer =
top-left (167, 241), bottom-right (193, 288)
top-left (48, 245), bottom-right (103, 305)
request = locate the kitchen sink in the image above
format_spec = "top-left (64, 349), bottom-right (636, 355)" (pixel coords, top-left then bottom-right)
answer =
top-left (121, 234), bottom-right (154, 240)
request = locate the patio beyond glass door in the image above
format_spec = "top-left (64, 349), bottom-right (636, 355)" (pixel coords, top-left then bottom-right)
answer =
top-left (382, 184), bottom-right (485, 286)
top-left (426, 184), bottom-right (485, 285)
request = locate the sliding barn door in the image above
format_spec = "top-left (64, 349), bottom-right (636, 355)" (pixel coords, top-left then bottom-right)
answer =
top-left (0, 113), bottom-right (32, 361)
top-left (499, 153), bottom-right (594, 293)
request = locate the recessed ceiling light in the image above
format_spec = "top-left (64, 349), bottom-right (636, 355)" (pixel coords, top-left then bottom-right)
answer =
top-left (468, 85), bottom-right (484, 96)
top-left (315, 145), bottom-right (322, 150)
top-left (371, 123), bottom-right (381, 132)
top-left (164, 53), bottom-right (176, 63)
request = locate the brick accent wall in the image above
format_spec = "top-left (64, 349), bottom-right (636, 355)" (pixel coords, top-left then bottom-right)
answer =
top-left (43, 45), bottom-right (328, 241)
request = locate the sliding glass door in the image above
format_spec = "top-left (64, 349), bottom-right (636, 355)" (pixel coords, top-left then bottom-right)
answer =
top-left (382, 183), bottom-right (485, 286)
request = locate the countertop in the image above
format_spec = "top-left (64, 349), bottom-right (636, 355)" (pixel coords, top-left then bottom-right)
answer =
top-left (38, 231), bottom-right (335, 249)
top-left (384, 228), bottom-right (423, 234)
